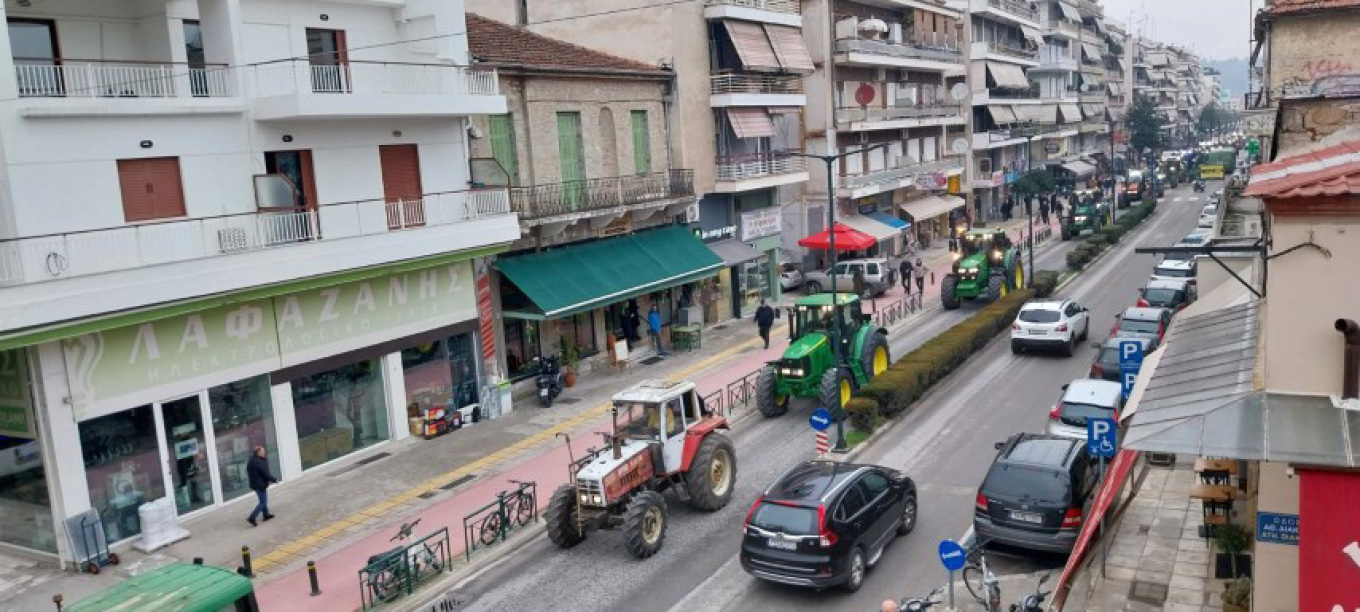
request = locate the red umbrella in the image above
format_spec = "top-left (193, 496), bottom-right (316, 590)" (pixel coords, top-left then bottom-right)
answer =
top-left (798, 222), bottom-right (876, 251)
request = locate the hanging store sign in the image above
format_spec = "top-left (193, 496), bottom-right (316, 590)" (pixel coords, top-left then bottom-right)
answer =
top-left (696, 225), bottom-right (737, 242)
top-left (475, 258), bottom-right (500, 379)
top-left (1242, 109), bottom-right (1277, 138)
top-left (915, 172), bottom-right (947, 190)
top-left (740, 208), bottom-right (781, 242)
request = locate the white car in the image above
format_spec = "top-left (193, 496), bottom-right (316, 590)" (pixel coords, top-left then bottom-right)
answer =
top-left (778, 263), bottom-right (803, 290)
top-left (1046, 379), bottom-right (1124, 440)
top-left (1151, 259), bottom-right (1197, 282)
top-left (1011, 299), bottom-right (1091, 357)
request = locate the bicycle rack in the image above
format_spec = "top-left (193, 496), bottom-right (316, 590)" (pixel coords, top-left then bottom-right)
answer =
top-left (357, 527), bottom-right (451, 610)
top-left (461, 481), bottom-right (537, 562)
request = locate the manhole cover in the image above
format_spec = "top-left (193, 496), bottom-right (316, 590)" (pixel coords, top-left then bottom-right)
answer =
top-left (640, 357), bottom-right (664, 365)
top-left (1138, 525), bottom-right (1151, 535)
top-left (419, 474), bottom-right (478, 499)
top-left (1129, 581), bottom-right (1168, 605)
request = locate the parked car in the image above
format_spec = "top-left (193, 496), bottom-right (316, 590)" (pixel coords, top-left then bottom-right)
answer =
top-left (1010, 299), bottom-right (1091, 356)
top-left (741, 460), bottom-right (917, 592)
top-left (1109, 307), bottom-right (1174, 343)
top-left (1090, 336), bottom-right (1157, 381)
top-left (974, 433), bottom-right (1096, 554)
top-left (1139, 278), bottom-right (1196, 312)
top-left (779, 262), bottom-right (804, 290)
top-left (802, 258), bottom-right (895, 298)
top-left (1151, 259), bottom-right (1197, 282)
top-left (1047, 379), bottom-right (1124, 440)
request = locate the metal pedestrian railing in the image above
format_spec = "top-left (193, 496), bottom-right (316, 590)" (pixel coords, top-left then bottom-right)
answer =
top-left (702, 368), bottom-right (764, 418)
top-left (358, 527), bottom-right (451, 610)
top-left (462, 481), bottom-right (537, 562)
top-left (870, 292), bottom-right (926, 328)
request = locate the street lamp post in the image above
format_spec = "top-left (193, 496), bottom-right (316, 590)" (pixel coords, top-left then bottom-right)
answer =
top-left (788, 144), bottom-right (886, 453)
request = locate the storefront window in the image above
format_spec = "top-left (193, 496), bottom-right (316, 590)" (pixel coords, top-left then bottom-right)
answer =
top-left (569, 312), bottom-right (597, 357)
top-left (402, 333), bottom-right (482, 417)
top-left (0, 435), bottom-right (54, 552)
top-left (711, 269), bottom-right (733, 323)
top-left (80, 405), bottom-right (166, 543)
top-left (738, 257), bottom-right (771, 316)
top-left (291, 359), bottom-right (389, 471)
top-left (503, 320), bottom-right (540, 380)
top-left (162, 395), bottom-right (214, 515)
top-left (209, 377), bottom-right (279, 503)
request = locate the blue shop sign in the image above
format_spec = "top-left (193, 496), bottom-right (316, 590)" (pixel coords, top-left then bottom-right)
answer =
top-left (1004, 170), bottom-right (1020, 185)
top-left (1256, 512), bottom-right (1299, 545)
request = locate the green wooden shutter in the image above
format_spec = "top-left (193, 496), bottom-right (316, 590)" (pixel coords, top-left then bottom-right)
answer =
top-left (557, 112), bottom-right (585, 208)
top-left (630, 110), bottom-right (651, 174)
top-left (488, 114), bottom-right (519, 186)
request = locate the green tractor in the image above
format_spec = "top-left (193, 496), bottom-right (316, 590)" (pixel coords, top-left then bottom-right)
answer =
top-left (754, 293), bottom-right (889, 419)
top-left (1061, 190), bottom-right (1110, 240)
top-left (941, 228), bottom-right (1023, 310)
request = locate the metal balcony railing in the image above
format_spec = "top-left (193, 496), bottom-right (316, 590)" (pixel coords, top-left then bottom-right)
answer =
top-left (841, 156), bottom-right (964, 189)
top-left (715, 151), bottom-right (807, 182)
top-left (1045, 20), bottom-right (1081, 37)
top-left (836, 103), bottom-right (966, 124)
top-left (834, 32), bottom-right (963, 64)
top-left (710, 73), bottom-right (804, 96)
top-left (988, 0), bottom-right (1039, 21)
top-left (704, 0), bottom-right (800, 14)
top-left (0, 189), bottom-right (510, 286)
top-left (986, 41), bottom-right (1039, 60)
top-left (14, 58), bottom-right (236, 98)
top-left (252, 60), bottom-right (499, 97)
top-left (509, 170), bottom-right (694, 221)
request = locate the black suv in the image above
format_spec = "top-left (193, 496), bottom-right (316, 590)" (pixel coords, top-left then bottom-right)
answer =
top-left (973, 434), bottom-right (1097, 554)
top-left (740, 461), bottom-right (917, 592)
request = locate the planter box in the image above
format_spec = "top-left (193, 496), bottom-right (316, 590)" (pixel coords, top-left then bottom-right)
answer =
top-left (1215, 553), bottom-right (1253, 579)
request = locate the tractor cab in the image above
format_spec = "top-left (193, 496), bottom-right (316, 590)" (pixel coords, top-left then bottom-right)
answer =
top-left (790, 294), bottom-right (861, 341)
top-left (953, 229), bottom-right (1013, 279)
top-left (608, 380), bottom-right (711, 475)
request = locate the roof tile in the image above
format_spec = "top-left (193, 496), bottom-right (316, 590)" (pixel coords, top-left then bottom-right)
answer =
top-left (1244, 139), bottom-right (1360, 198)
top-left (1267, 0), bottom-right (1360, 15)
top-left (465, 14), bottom-right (669, 76)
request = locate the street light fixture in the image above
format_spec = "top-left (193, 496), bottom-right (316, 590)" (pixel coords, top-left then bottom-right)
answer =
top-left (786, 143), bottom-right (887, 453)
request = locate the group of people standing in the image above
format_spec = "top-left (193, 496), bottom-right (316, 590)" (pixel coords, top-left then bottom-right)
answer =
top-left (897, 257), bottom-right (927, 296)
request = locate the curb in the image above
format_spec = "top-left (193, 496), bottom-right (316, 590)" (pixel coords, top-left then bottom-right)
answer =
top-left (1054, 206), bottom-right (1160, 294)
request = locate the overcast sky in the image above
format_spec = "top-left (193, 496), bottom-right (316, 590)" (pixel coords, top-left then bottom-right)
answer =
top-left (1099, 0), bottom-right (1261, 60)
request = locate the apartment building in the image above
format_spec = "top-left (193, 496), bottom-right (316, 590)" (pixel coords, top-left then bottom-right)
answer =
top-left (967, 0), bottom-right (1043, 221)
top-left (468, 0), bottom-right (806, 322)
top-left (1103, 22), bottom-right (1128, 170)
top-left (0, 0), bottom-right (514, 562)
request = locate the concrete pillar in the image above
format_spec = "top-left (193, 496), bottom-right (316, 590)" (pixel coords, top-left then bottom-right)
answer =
top-left (381, 352), bottom-right (409, 442)
top-left (270, 382), bottom-right (302, 481)
top-left (32, 342), bottom-right (92, 564)
top-left (195, 0), bottom-right (244, 95)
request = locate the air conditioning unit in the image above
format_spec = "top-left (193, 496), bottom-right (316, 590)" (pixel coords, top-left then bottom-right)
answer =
top-left (218, 227), bottom-right (251, 253)
top-left (889, 24), bottom-right (903, 43)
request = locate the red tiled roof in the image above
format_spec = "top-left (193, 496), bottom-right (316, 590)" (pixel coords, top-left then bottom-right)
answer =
top-left (465, 14), bottom-right (669, 76)
top-left (1266, 0), bottom-right (1360, 15)
top-left (1243, 139), bottom-right (1360, 198)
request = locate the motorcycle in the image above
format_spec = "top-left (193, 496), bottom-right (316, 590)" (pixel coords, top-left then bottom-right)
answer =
top-left (1009, 573), bottom-right (1051, 612)
top-left (895, 586), bottom-right (944, 611)
top-left (1193, 180), bottom-right (1205, 193)
top-left (535, 355), bottom-right (564, 407)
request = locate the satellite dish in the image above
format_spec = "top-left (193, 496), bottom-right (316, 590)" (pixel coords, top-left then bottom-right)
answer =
top-left (949, 83), bottom-right (969, 102)
top-left (859, 16), bottom-right (888, 35)
top-left (951, 138), bottom-right (969, 155)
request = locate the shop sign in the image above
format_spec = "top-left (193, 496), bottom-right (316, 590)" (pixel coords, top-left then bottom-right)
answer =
top-left (61, 261), bottom-right (477, 420)
top-left (695, 225), bottom-right (736, 242)
top-left (915, 172), bottom-right (946, 190)
top-left (1044, 142), bottom-right (1061, 155)
top-left (1004, 170), bottom-right (1020, 185)
top-left (1242, 109), bottom-right (1276, 138)
top-left (740, 208), bottom-right (781, 242)
top-left (947, 174), bottom-right (963, 194)
top-left (1256, 512), bottom-right (1299, 545)
top-left (475, 258), bottom-right (499, 379)
top-left (856, 197), bottom-right (878, 215)
top-left (0, 350), bottom-right (34, 438)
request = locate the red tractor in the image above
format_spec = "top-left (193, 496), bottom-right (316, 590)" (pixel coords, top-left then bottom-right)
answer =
top-left (544, 380), bottom-right (737, 558)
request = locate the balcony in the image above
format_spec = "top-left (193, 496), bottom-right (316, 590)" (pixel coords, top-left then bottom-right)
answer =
top-left (1034, 53), bottom-right (1079, 72)
top-left (975, 0), bottom-right (1040, 24)
top-left (13, 59), bottom-right (246, 116)
top-left (709, 73), bottom-right (805, 107)
top-left (833, 32), bottom-right (964, 71)
top-left (714, 152), bottom-right (809, 192)
top-left (1045, 20), bottom-right (1081, 38)
top-left (976, 41), bottom-right (1040, 63)
top-left (703, 0), bottom-right (801, 27)
top-left (250, 60), bottom-right (506, 120)
top-left (837, 156), bottom-right (964, 199)
top-left (836, 103), bottom-right (967, 132)
top-left (510, 170), bottom-right (696, 225)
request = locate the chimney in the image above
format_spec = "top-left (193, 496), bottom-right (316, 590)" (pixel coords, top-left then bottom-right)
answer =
top-left (1336, 319), bottom-right (1360, 400)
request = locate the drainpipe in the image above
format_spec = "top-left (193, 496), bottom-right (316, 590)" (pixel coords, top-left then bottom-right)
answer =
top-left (1336, 318), bottom-right (1360, 400)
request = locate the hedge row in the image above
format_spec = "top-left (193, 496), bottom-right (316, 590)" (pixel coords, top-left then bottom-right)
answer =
top-left (846, 288), bottom-right (1036, 434)
top-left (1066, 200), bottom-right (1159, 272)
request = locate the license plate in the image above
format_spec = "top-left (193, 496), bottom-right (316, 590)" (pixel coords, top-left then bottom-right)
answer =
top-left (766, 537), bottom-right (797, 551)
top-left (1029, 329), bottom-right (1047, 335)
top-left (539, 389), bottom-right (549, 397)
top-left (1010, 511), bottom-right (1043, 524)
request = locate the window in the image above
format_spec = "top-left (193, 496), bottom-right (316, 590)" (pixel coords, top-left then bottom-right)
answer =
top-left (81, 406), bottom-right (167, 543)
top-left (860, 472), bottom-right (890, 500)
top-left (290, 358), bottom-right (390, 471)
top-left (209, 377), bottom-right (279, 503)
top-left (835, 484), bottom-right (867, 520)
top-left (488, 114), bottom-right (520, 186)
top-left (402, 332), bottom-right (482, 417)
top-left (9, 19), bottom-right (60, 96)
top-left (503, 319), bottom-right (541, 380)
top-left (117, 158), bottom-right (187, 222)
top-left (556, 112), bottom-right (585, 206)
top-left (0, 349), bottom-right (54, 553)
top-left (569, 312), bottom-right (597, 357)
top-left (183, 20), bottom-right (208, 97)
top-left (631, 110), bottom-right (652, 174)
top-left (264, 150), bottom-right (316, 209)
top-left (306, 29), bottom-right (348, 93)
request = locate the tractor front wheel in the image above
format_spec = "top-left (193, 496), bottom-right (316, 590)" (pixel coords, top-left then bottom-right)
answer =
top-left (859, 332), bottom-right (890, 381)
top-left (987, 274), bottom-right (1005, 302)
top-left (755, 366), bottom-right (788, 418)
top-left (623, 491), bottom-right (667, 559)
top-left (545, 484), bottom-right (585, 549)
top-left (685, 433), bottom-right (737, 511)
top-left (819, 367), bottom-right (854, 420)
top-left (941, 275), bottom-right (960, 310)
top-left (1010, 261), bottom-right (1024, 291)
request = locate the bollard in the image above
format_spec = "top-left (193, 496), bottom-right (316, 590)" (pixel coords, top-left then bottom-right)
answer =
top-left (193, 557), bottom-right (203, 565)
top-left (241, 545), bottom-right (254, 578)
top-left (52, 594), bottom-right (63, 612)
top-left (307, 560), bottom-right (322, 596)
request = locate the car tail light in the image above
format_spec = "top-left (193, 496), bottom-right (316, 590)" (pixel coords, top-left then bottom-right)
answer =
top-left (816, 504), bottom-right (838, 547)
top-left (1012, 323), bottom-right (1021, 331)
top-left (744, 496), bottom-right (762, 526)
top-left (1136, 297), bottom-right (1150, 308)
top-left (975, 493), bottom-right (988, 512)
top-left (1062, 506), bottom-right (1084, 528)
top-left (1091, 363), bottom-right (1103, 378)
top-left (1050, 403), bottom-right (1062, 420)
top-left (1055, 324), bottom-right (1068, 332)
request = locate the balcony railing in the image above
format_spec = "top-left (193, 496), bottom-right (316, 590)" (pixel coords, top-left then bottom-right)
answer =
top-left (252, 60), bottom-right (499, 97)
top-left (989, 86), bottom-right (1041, 99)
top-left (710, 73), bottom-right (804, 96)
top-left (0, 189), bottom-right (510, 286)
top-left (837, 103), bottom-right (965, 124)
top-left (987, 41), bottom-right (1039, 60)
top-left (509, 170), bottom-right (694, 221)
top-left (715, 151), bottom-right (807, 182)
top-left (988, 0), bottom-right (1039, 21)
top-left (834, 32), bottom-right (963, 64)
top-left (1037, 54), bottom-right (1078, 70)
top-left (841, 156), bottom-right (963, 189)
top-left (704, 0), bottom-right (800, 14)
top-left (14, 59), bottom-right (236, 98)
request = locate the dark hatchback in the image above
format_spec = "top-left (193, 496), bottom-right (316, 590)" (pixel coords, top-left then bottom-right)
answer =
top-left (1090, 336), bottom-right (1157, 381)
top-left (973, 434), bottom-right (1097, 554)
top-left (741, 461), bottom-right (917, 592)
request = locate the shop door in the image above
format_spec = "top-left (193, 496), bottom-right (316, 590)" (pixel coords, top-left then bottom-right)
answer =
top-left (155, 394), bottom-right (220, 516)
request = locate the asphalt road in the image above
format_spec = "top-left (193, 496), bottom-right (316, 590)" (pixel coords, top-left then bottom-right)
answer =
top-left (449, 185), bottom-right (1206, 612)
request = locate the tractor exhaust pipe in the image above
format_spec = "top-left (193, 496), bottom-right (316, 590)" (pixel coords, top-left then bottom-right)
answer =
top-left (1337, 319), bottom-right (1360, 400)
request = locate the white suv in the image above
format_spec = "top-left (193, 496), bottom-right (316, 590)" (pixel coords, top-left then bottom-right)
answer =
top-left (1011, 299), bottom-right (1091, 357)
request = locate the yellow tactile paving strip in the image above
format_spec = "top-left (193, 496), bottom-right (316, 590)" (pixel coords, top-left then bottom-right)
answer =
top-left (251, 335), bottom-right (765, 575)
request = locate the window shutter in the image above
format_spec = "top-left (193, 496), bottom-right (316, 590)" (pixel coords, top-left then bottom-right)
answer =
top-left (630, 110), bottom-right (651, 174)
top-left (489, 114), bottom-right (519, 186)
top-left (118, 158), bottom-right (185, 222)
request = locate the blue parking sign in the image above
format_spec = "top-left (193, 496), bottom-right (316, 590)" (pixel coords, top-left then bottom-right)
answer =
top-left (1087, 417), bottom-right (1117, 458)
top-left (1119, 340), bottom-right (1144, 400)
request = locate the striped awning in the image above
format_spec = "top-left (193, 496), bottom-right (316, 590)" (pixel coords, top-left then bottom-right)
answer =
top-left (1059, 103), bottom-right (1083, 124)
top-left (765, 24), bottom-right (814, 73)
top-left (987, 105), bottom-right (1019, 125)
top-left (726, 107), bottom-right (774, 138)
top-left (1057, 1), bottom-right (1081, 21)
top-left (724, 20), bottom-right (781, 72)
top-left (987, 62), bottom-right (1031, 89)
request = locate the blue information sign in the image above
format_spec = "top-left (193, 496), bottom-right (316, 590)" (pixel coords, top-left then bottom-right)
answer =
top-left (1119, 340), bottom-right (1144, 400)
top-left (809, 408), bottom-right (833, 432)
top-left (938, 539), bottom-right (967, 572)
top-left (1087, 417), bottom-right (1117, 458)
top-left (1256, 512), bottom-right (1299, 545)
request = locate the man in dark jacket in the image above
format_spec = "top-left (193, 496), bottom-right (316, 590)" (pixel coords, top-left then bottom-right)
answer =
top-left (246, 446), bottom-right (277, 527)
top-left (898, 259), bottom-right (913, 295)
top-left (754, 300), bottom-right (776, 349)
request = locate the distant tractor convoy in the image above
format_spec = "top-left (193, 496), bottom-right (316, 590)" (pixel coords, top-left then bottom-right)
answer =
top-left (942, 228), bottom-right (1024, 309)
top-left (756, 294), bottom-right (890, 419)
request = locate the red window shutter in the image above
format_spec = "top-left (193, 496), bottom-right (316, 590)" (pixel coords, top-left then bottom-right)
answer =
top-left (379, 144), bottom-right (424, 228)
top-left (117, 157), bottom-right (185, 222)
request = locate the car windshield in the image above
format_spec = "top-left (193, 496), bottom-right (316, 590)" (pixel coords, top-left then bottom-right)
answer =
top-left (750, 502), bottom-right (817, 535)
top-left (1098, 347), bottom-right (1122, 368)
top-left (1119, 319), bottom-right (1161, 334)
top-left (1060, 401), bottom-right (1113, 427)
top-left (1019, 309), bottom-right (1061, 323)
top-left (1144, 288), bottom-right (1182, 305)
top-left (1155, 266), bottom-right (1192, 278)
top-left (615, 401), bottom-right (662, 440)
top-left (1164, 251), bottom-right (1192, 262)
top-left (982, 465), bottom-right (1071, 504)
top-left (796, 304), bottom-right (847, 336)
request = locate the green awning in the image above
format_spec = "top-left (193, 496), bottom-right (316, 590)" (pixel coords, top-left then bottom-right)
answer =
top-left (496, 225), bottom-right (722, 319)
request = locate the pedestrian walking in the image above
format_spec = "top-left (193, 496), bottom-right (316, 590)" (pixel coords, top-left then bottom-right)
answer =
top-left (913, 258), bottom-right (925, 294)
top-left (754, 299), bottom-right (776, 349)
top-left (898, 258), bottom-right (913, 294)
top-left (246, 446), bottom-right (277, 527)
top-left (852, 265), bottom-right (867, 298)
top-left (647, 303), bottom-right (668, 356)
top-left (623, 301), bottom-right (641, 350)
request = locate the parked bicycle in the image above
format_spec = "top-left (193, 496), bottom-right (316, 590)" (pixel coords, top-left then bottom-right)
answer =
top-left (961, 539), bottom-right (1002, 611)
top-left (367, 519), bottom-right (444, 603)
top-left (477, 480), bottom-right (536, 545)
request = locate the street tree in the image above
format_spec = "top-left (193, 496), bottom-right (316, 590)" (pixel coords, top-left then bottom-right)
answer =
top-left (1010, 168), bottom-right (1057, 213)
top-left (1127, 93), bottom-right (1167, 161)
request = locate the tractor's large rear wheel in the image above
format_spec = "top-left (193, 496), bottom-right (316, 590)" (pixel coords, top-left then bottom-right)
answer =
top-left (755, 366), bottom-right (788, 418)
top-left (623, 491), bottom-right (667, 559)
top-left (545, 484), bottom-right (585, 549)
top-left (941, 275), bottom-right (960, 310)
top-left (685, 433), bottom-right (736, 511)
top-left (819, 367), bottom-right (854, 421)
top-left (987, 273), bottom-right (1005, 302)
top-left (859, 332), bottom-right (890, 381)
